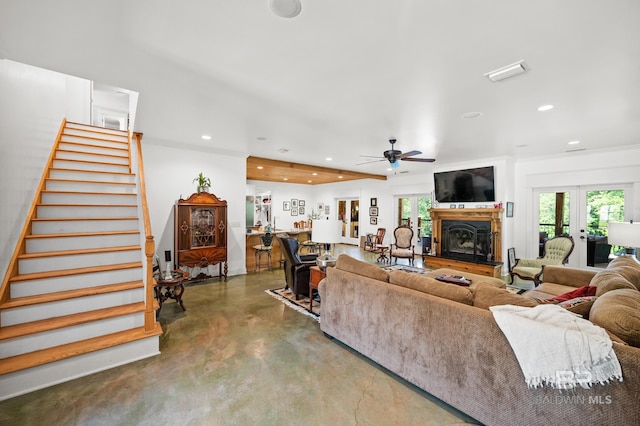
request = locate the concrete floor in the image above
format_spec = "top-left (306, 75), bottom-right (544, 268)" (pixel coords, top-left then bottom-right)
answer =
top-left (0, 246), bottom-right (480, 425)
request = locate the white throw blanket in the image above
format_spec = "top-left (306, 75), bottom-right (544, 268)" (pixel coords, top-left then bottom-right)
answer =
top-left (490, 304), bottom-right (623, 389)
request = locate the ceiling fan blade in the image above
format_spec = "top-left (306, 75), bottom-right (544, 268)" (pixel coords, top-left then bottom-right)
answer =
top-left (401, 157), bottom-right (436, 163)
top-left (359, 155), bottom-right (385, 159)
top-left (356, 159), bottom-right (386, 165)
top-left (396, 150), bottom-right (422, 159)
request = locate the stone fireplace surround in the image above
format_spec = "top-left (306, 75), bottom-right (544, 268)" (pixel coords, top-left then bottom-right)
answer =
top-left (425, 208), bottom-right (504, 277)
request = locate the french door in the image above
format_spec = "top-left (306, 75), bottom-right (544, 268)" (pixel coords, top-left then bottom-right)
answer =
top-left (534, 185), bottom-right (629, 268)
top-left (337, 199), bottom-right (360, 245)
top-left (396, 195), bottom-right (432, 252)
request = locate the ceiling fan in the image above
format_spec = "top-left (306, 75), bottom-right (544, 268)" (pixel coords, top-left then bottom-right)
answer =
top-left (358, 139), bottom-right (436, 168)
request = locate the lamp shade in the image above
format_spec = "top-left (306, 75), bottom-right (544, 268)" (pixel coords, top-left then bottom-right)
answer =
top-left (608, 222), bottom-right (640, 248)
top-left (312, 219), bottom-right (342, 244)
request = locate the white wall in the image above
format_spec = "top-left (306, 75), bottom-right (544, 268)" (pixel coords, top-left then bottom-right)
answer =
top-left (512, 146), bottom-right (640, 259)
top-left (143, 143), bottom-right (247, 276)
top-left (0, 60), bottom-right (90, 279)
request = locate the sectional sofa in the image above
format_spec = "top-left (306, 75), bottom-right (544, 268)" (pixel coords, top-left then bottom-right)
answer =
top-left (318, 254), bottom-right (640, 426)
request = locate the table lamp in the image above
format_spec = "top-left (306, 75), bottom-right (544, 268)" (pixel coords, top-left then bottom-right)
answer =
top-left (312, 219), bottom-right (342, 269)
top-left (608, 221), bottom-right (640, 259)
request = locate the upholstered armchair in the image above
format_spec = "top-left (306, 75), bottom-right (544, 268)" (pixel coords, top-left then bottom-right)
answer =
top-left (510, 235), bottom-right (575, 286)
top-left (276, 235), bottom-right (318, 300)
top-left (391, 226), bottom-right (415, 266)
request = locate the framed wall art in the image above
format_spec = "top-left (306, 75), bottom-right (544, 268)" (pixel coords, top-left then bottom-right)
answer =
top-left (370, 216), bottom-right (378, 225)
top-left (291, 199), bottom-right (298, 208)
top-left (283, 201), bottom-right (290, 211)
top-left (299, 200), bottom-right (305, 207)
top-left (370, 198), bottom-right (377, 207)
top-left (369, 206), bottom-right (378, 216)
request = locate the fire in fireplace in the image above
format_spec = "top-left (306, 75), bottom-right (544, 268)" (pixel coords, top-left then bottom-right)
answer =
top-left (441, 220), bottom-right (495, 263)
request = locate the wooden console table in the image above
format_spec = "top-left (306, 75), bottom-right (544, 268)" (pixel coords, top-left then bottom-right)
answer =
top-left (423, 256), bottom-right (502, 277)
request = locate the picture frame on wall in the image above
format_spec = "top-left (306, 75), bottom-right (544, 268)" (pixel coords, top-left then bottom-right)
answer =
top-left (506, 202), bottom-right (514, 217)
top-left (317, 202), bottom-right (324, 212)
top-left (369, 206), bottom-right (378, 216)
top-left (291, 199), bottom-right (298, 208)
top-left (370, 216), bottom-right (378, 225)
top-left (283, 201), bottom-right (290, 211)
top-left (370, 198), bottom-right (377, 207)
top-left (299, 206), bottom-right (305, 215)
top-left (299, 200), bottom-right (305, 207)
top-left (324, 205), bottom-right (330, 215)
top-left (291, 207), bottom-right (298, 216)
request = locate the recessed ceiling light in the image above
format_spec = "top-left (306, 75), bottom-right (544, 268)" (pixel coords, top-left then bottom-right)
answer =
top-left (257, 166), bottom-right (264, 169)
top-left (386, 168), bottom-right (392, 171)
top-left (326, 157), bottom-right (332, 161)
top-left (201, 135), bottom-right (211, 140)
top-left (568, 140), bottom-right (580, 145)
top-left (461, 112), bottom-right (483, 119)
top-left (537, 104), bottom-right (554, 111)
top-left (312, 172), bottom-right (318, 176)
top-left (308, 180), bottom-right (312, 183)
top-left (283, 177), bottom-right (288, 181)
top-left (338, 175), bottom-right (343, 179)
top-left (269, 0), bottom-right (301, 18)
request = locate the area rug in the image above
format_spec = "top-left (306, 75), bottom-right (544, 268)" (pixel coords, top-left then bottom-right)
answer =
top-left (266, 287), bottom-right (320, 322)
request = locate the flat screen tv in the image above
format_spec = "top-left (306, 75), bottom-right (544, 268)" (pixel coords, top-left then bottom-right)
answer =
top-left (434, 166), bottom-right (495, 203)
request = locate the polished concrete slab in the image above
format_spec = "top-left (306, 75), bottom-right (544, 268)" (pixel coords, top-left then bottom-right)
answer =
top-left (0, 246), bottom-right (480, 425)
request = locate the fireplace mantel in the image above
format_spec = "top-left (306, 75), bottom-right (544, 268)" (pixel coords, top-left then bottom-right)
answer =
top-left (427, 208), bottom-right (504, 276)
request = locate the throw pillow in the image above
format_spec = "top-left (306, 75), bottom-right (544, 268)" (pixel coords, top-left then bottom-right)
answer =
top-left (591, 270), bottom-right (636, 297)
top-left (590, 288), bottom-right (640, 347)
top-left (473, 282), bottom-right (538, 310)
top-left (547, 285), bottom-right (597, 303)
top-left (335, 254), bottom-right (389, 282)
top-left (558, 296), bottom-right (598, 318)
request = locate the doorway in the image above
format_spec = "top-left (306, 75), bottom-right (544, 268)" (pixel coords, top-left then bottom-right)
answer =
top-left (534, 185), bottom-right (629, 268)
top-left (337, 199), bottom-right (360, 245)
top-left (396, 195), bottom-right (432, 252)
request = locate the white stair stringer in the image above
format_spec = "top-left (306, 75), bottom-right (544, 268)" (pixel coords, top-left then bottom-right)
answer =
top-left (0, 121), bottom-right (160, 401)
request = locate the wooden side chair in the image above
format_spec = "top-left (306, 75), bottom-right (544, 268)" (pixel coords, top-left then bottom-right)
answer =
top-left (391, 226), bottom-right (415, 266)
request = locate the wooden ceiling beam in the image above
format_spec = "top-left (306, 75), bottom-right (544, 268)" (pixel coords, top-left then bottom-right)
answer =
top-left (246, 156), bottom-right (386, 185)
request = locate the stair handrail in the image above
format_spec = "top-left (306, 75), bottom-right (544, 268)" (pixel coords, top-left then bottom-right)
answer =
top-left (132, 132), bottom-right (158, 333)
top-left (0, 119), bottom-right (67, 310)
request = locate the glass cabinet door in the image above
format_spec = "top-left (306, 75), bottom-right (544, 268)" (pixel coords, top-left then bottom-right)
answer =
top-left (190, 207), bottom-right (217, 248)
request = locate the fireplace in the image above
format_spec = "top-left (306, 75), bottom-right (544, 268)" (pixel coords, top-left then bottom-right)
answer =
top-left (441, 220), bottom-right (494, 263)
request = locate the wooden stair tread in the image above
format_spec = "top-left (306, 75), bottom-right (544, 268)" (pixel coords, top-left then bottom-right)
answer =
top-left (19, 245), bottom-right (141, 259)
top-left (41, 190), bottom-right (137, 196)
top-left (66, 121), bottom-right (128, 135)
top-left (49, 168), bottom-right (135, 177)
top-left (0, 302), bottom-right (146, 341)
top-left (56, 148), bottom-right (128, 159)
top-left (37, 203), bottom-right (137, 208)
top-left (0, 323), bottom-right (162, 375)
top-left (10, 262), bottom-right (143, 282)
top-left (59, 141), bottom-right (128, 152)
top-left (1, 281), bottom-right (144, 310)
top-left (25, 230), bottom-right (140, 239)
top-left (52, 157), bottom-right (130, 167)
top-left (45, 178), bottom-right (135, 186)
top-left (31, 217), bottom-right (138, 222)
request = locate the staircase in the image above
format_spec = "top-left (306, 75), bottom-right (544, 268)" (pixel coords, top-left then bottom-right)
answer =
top-left (0, 121), bottom-right (161, 400)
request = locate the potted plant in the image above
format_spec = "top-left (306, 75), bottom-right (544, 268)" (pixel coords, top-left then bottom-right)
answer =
top-left (193, 172), bottom-right (211, 193)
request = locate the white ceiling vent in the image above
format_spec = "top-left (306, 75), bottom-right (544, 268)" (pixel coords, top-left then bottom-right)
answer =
top-left (484, 60), bottom-right (527, 82)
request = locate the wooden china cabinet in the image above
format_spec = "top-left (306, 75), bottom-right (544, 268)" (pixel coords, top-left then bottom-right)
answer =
top-left (174, 192), bottom-right (228, 281)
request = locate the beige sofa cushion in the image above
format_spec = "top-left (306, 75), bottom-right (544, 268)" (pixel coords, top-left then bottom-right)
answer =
top-left (473, 282), bottom-right (539, 309)
top-left (335, 254), bottom-right (389, 282)
top-left (388, 270), bottom-right (473, 305)
top-left (590, 288), bottom-right (640, 347)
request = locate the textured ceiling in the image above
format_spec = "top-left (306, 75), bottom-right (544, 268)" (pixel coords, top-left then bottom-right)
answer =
top-left (1, 0), bottom-right (639, 177)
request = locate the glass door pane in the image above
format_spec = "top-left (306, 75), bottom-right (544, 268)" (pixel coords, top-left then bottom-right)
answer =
top-left (350, 200), bottom-right (359, 240)
top-left (583, 188), bottom-right (625, 268)
top-left (338, 200), bottom-right (347, 238)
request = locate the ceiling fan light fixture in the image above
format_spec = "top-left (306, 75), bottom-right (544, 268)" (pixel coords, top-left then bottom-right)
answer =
top-left (391, 160), bottom-right (400, 169)
top-left (269, 0), bottom-right (302, 18)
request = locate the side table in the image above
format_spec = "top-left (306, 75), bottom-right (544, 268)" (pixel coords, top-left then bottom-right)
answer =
top-left (309, 266), bottom-right (327, 313)
top-left (154, 270), bottom-right (190, 317)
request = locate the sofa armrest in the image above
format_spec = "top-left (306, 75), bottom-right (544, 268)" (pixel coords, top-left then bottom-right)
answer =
top-left (542, 265), bottom-right (596, 288)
